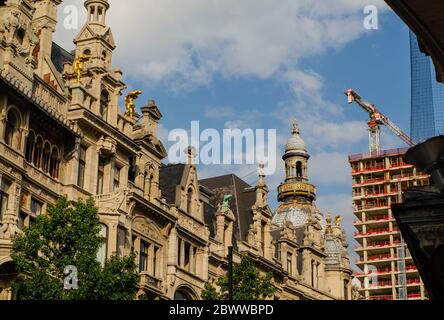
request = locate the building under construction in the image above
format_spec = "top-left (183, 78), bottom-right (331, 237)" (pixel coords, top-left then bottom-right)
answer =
top-left (346, 90), bottom-right (429, 300)
top-left (349, 149), bottom-right (429, 300)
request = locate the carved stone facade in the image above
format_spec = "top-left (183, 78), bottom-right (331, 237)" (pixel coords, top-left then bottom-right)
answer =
top-left (0, 0), bottom-right (352, 300)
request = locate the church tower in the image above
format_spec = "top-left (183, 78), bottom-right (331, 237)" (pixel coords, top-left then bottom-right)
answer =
top-left (272, 120), bottom-right (319, 228)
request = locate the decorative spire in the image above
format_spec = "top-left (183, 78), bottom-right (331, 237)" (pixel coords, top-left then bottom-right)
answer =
top-left (325, 211), bottom-right (333, 235)
top-left (292, 119), bottom-right (300, 135)
top-left (186, 146), bottom-right (197, 165)
top-left (257, 162), bottom-right (266, 187)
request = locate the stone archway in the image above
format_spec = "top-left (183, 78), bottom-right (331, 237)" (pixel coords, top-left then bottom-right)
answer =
top-left (174, 285), bottom-right (199, 301)
top-left (0, 259), bottom-right (17, 300)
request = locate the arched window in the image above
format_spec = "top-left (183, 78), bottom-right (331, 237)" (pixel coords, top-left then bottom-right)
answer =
top-left (25, 131), bottom-right (36, 163)
top-left (49, 147), bottom-right (60, 179)
top-left (174, 287), bottom-right (196, 301)
top-left (100, 90), bottom-right (109, 121)
top-left (296, 161), bottom-right (303, 178)
top-left (42, 143), bottom-right (51, 173)
top-left (4, 110), bottom-right (19, 147)
top-left (97, 224), bottom-right (108, 267)
top-left (187, 188), bottom-right (193, 213)
top-left (33, 137), bottom-right (43, 168)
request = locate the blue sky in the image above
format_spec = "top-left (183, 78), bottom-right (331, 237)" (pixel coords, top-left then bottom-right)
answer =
top-left (55, 1), bottom-right (413, 266)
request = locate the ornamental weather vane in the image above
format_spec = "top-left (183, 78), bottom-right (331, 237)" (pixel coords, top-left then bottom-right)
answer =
top-left (124, 90), bottom-right (143, 119)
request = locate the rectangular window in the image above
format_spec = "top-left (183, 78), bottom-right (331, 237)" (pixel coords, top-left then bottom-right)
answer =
top-left (0, 179), bottom-right (10, 222)
top-left (113, 165), bottom-right (121, 191)
top-left (97, 157), bottom-right (105, 194)
top-left (275, 243), bottom-right (281, 260)
top-left (184, 242), bottom-right (191, 271)
top-left (287, 253), bottom-right (292, 275)
top-left (177, 239), bottom-right (182, 266)
top-left (139, 240), bottom-right (149, 273)
top-left (18, 212), bottom-right (26, 230)
top-left (30, 198), bottom-right (43, 216)
top-left (77, 146), bottom-right (87, 188)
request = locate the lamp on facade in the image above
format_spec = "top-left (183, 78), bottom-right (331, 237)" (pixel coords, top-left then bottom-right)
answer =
top-left (405, 135), bottom-right (444, 193)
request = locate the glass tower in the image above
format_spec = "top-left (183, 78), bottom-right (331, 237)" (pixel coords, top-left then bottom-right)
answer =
top-left (410, 30), bottom-right (444, 143)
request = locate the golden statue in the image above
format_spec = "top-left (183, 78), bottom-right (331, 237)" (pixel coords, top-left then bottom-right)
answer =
top-left (73, 54), bottom-right (90, 83)
top-left (124, 90), bottom-right (142, 119)
top-left (335, 215), bottom-right (342, 227)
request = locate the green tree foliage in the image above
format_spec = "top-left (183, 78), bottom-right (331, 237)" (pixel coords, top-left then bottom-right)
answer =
top-left (201, 255), bottom-right (276, 300)
top-left (11, 197), bottom-right (139, 300)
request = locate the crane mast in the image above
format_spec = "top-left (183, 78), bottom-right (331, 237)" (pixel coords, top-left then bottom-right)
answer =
top-left (345, 89), bottom-right (415, 153)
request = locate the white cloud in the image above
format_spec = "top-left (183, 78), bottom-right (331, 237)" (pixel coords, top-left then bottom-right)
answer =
top-left (55, 0), bottom-right (388, 89)
top-left (310, 152), bottom-right (352, 185)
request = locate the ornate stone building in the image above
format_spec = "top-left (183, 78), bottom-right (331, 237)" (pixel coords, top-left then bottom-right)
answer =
top-left (0, 0), bottom-right (352, 300)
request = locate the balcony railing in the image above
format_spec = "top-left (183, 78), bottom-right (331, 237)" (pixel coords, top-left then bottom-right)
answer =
top-left (355, 204), bottom-right (389, 211)
top-left (352, 165), bottom-right (386, 174)
top-left (389, 163), bottom-right (412, 169)
top-left (139, 272), bottom-right (162, 291)
top-left (355, 228), bottom-right (398, 237)
top-left (356, 240), bottom-right (400, 250)
top-left (33, 76), bottom-right (67, 116)
top-left (369, 280), bottom-right (393, 288)
top-left (390, 174), bottom-right (413, 181)
top-left (353, 178), bottom-right (385, 186)
top-left (407, 278), bottom-right (421, 285)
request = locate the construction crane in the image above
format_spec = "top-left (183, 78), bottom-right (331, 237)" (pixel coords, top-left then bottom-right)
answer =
top-left (345, 89), bottom-right (415, 153)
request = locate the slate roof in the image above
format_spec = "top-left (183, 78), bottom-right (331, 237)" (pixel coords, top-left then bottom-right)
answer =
top-left (51, 42), bottom-right (74, 73)
top-left (159, 164), bottom-right (186, 204)
top-left (199, 174), bottom-right (256, 244)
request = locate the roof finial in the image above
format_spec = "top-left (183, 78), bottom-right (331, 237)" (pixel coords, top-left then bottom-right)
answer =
top-left (257, 162), bottom-right (266, 187)
top-left (326, 211), bottom-right (333, 234)
top-left (292, 118), bottom-right (300, 134)
top-left (186, 146), bottom-right (197, 165)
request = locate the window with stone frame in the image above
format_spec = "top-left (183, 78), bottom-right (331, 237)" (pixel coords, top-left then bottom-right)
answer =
top-left (113, 164), bottom-right (121, 191)
top-left (177, 238), bottom-right (197, 274)
top-left (97, 157), bottom-right (105, 194)
top-left (139, 240), bottom-right (149, 273)
top-left (19, 196), bottom-right (44, 229)
top-left (0, 179), bottom-right (10, 223)
top-left (97, 224), bottom-right (108, 266)
top-left (77, 146), bottom-right (87, 188)
top-left (287, 252), bottom-right (293, 275)
top-left (4, 109), bottom-right (20, 148)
